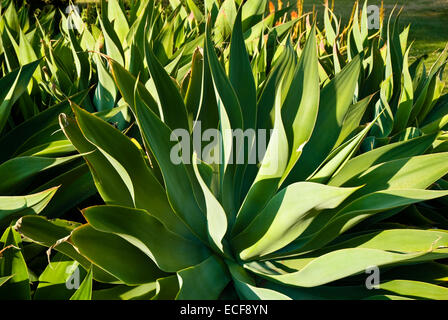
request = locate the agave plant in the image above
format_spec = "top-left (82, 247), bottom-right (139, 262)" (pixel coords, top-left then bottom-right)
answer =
top-left (317, 2), bottom-right (448, 149)
top-left (312, 2), bottom-right (448, 230)
top-left (1, 0), bottom-right (448, 300)
top-left (3, 3), bottom-right (447, 300)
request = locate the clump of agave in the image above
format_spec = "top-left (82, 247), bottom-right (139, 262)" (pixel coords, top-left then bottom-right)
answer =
top-left (1, 0), bottom-right (448, 300)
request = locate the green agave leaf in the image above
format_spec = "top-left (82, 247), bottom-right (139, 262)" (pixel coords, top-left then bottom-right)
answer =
top-left (0, 89), bottom-right (89, 162)
top-left (335, 153), bottom-right (448, 199)
top-left (205, 18), bottom-right (244, 216)
top-left (186, 0), bottom-right (204, 22)
top-left (176, 255), bottom-right (230, 300)
top-left (205, 17), bottom-right (244, 130)
top-left (234, 76), bottom-right (289, 237)
top-left (145, 47), bottom-right (190, 131)
top-left (281, 25), bottom-right (320, 184)
top-left (384, 13), bottom-right (397, 103)
top-left (126, 4), bottom-right (152, 81)
top-left (10, 124), bottom-right (67, 158)
top-left (13, 215), bottom-right (117, 283)
top-left (393, 46), bottom-right (414, 134)
top-left (410, 72), bottom-right (435, 125)
top-left (93, 54), bottom-right (117, 112)
top-left (276, 189), bottom-right (448, 257)
top-left (0, 275), bottom-right (13, 287)
top-left (332, 42), bottom-right (343, 75)
top-left (214, 0), bottom-right (237, 44)
top-left (380, 280), bottom-right (448, 300)
top-left (83, 205), bottom-right (210, 272)
top-left (309, 119), bottom-right (377, 184)
top-left (166, 39), bottom-right (188, 79)
top-left (71, 224), bottom-right (167, 285)
top-left (31, 164), bottom-right (95, 219)
top-left (321, 229), bottom-right (448, 255)
top-left (381, 262), bottom-right (448, 283)
top-left (16, 28), bottom-right (39, 74)
top-left (151, 275), bottom-right (179, 300)
top-left (94, 104), bottom-right (129, 122)
top-left (0, 227), bottom-right (30, 299)
top-left (0, 154), bottom-right (81, 195)
top-left (133, 83), bottom-right (207, 242)
top-left (418, 69), bottom-right (445, 125)
top-left (194, 44), bottom-right (220, 135)
top-left (324, 5), bottom-right (338, 46)
top-left (255, 43), bottom-right (295, 132)
top-left (351, 2), bottom-right (364, 54)
top-left (3, 1), bottom-right (20, 35)
top-left (98, 3), bottom-right (125, 66)
top-left (233, 182), bottom-right (358, 260)
top-left (432, 134), bottom-right (448, 153)
top-left (0, 60), bottom-right (40, 134)
top-left (243, 13), bottom-right (274, 54)
top-left (62, 2), bottom-right (84, 35)
top-left (68, 29), bottom-right (91, 97)
top-left (14, 215), bottom-right (83, 262)
top-left (129, 0), bottom-right (151, 23)
top-left (413, 49), bottom-right (447, 122)
top-left (335, 94), bottom-right (374, 147)
top-left (230, 8), bottom-right (257, 131)
top-left (263, 282), bottom-right (373, 300)
top-left (155, 5), bottom-right (182, 55)
top-left (359, 1), bottom-right (369, 44)
top-left (287, 54), bottom-right (362, 183)
top-left (241, 0), bottom-right (267, 31)
top-left (107, 0), bottom-right (129, 44)
top-left (421, 96), bottom-right (448, 134)
top-left (34, 252), bottom-right (87, 300)
top-left (44, 43), bottom-right (75, 93)
top-left (329, 133), bottom-right (439, 187)
top-left (176, 36), bottom-right (206, 72)
top-left (1, 25), bottom-right (20, 72)
top-left (0, 187), bottom-right (58, 226)
top-left (15, 140), bottom-right (75, 158)
top-left (247, 240), bottom-right (447, 288)
top-left (70, 268), bottom-right (93, 300)
top-left (79, 24), bottom-right (97, 52)
top-left (63, 106), bottom-right (194, 240)
top-left (3, 24), bottom-right (22, 64)
top-left (184, 48), bottom-right (203, 124)
top-left (227, 260), bottom-right (291, 300)
top-left (59, 113), bottom-right (134, 208)
top-left (249, 249), bottom-right (426, 288)
top-left (93, 283), bottom-right (157, 300)
top-left (272, 16), bottom-right (302, 39)
top-left (108, 57), bottom-right (163, 124)
top-left (192, 153), bottom-right (229, 256)
top-left (362, 39), bottom-right (384, 97)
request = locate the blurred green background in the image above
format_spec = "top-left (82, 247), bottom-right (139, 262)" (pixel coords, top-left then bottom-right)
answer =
top-left (27, 0), bottom-right (448, 88)
top-left (32, 0), bottom-right (448, 68)
top-left (300, 1), bottom-right (448, 68)
top-left (287, 0), bottom-right (448, 91)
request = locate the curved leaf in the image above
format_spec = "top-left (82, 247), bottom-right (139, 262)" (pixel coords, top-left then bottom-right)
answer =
top-left (71, 224), bottom-right (167, 285)
top-left (83, 205), bottom-right (210, 272)
top-left (233, 182), bottom-right (358, 260)
top-left (176, 255), bottom-right (229, 300)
